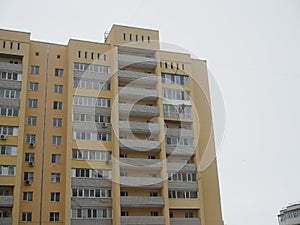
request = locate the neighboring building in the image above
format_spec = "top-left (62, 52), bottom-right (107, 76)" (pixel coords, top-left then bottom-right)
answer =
top-left (278, 202), bottom-right (300, 225)
top-left (0, 25), bottom-right (224, 225)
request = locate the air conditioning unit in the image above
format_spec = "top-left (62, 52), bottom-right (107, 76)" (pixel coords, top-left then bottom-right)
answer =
top-left (29, 142), bottom-right (36, 148)
top-left (101, 123), bottom-right (108, 128)
top-left (0, 134), bottom-right (7, 140)
top-left (24, 179), bottom-right (32, 185)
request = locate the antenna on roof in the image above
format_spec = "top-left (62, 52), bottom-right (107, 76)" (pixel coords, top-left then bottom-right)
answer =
top-left (104, 31), bottom-right (109, 42)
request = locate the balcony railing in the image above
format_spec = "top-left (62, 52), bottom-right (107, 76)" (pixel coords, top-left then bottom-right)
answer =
top-left (118, 54), bottom-right (156, 69)
top-left (121, 216), bottom-right (165, 225)
top-left (72, 178), bottom-right (112, 188)
top-left (167, 163), bottom-right (196, 173)
top-left (120, 177), bottom-right (163, 188)
top-left (168, 181), bottom-right (198, 191)
top-left (119, 121), bottom-right (160, 135)
top-left (0, 218), bottom-right (12, 225)
top-left (120, 158), bottom-right (162, 170)
top-left (71, 197), bottom-right (112, 208)
top-left (118, 70), bottom-right (157, 85)
top-left (119, 103), bottom-right (159, 118)
top-left (119, 87), bottom-right (158, 101)
top-left (119, 139), bottom-right (161, 152)
top-left (0, 62), bottom-right (22, 72)
top-left (170, 218), bottom-right (201, 225)
top-left (0, 196), bottom-right (13, 207)
top-left (166, 146), bottom-right (195, 156)
top-left (120, 196), bottom-right (164, 208)
top-left (165, 128), bottom-right (193, 137)
top-left (71, 219), bottom-right (111, 225)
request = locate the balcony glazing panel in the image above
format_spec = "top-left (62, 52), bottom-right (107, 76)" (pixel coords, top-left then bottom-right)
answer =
top-left (119, 103), bottom-right (159, 118)
top-left (121, 216), bottom-right (165, 225)
top-left (120, 177), bottom-right (163, 188)
top-left (118, 54), bottom-right (156, 69)
top-left (120, 158), bottom-right (162, 170)
top-left (120, 196), bottom-right (164, 208)
top-left (0, 196), bottom-right (13, 207)
top-left (119, 87), bottom-right (158, 101)
top-left (119, 121), bottom-right (160, 135)
top-left (119, 139), bottom-right (160, 152)
top-left (118, 70), bottom-right (157, 85)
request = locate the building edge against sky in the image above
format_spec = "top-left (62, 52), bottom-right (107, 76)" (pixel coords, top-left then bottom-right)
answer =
top-left (0, 24), bottom-right (224, 225)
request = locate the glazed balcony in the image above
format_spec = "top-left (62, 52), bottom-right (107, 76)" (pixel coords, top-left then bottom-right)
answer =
top-left (119, 121), bottom-right (160, 135)
top-left (119, 103), bottom-right (159, 118)
top-left (121, 216), bottom-right (165, 225)
top-left (120, 196), bottom-right (164, 208)
top-left (120, 158), bottom-right (162, 170)
top-left (119, 86), bottom-right (158, 101)
top-left (118, 54), bottom-right (156, 69)
top-left (119, 139), bottom-right (161, 152)
top-left (118, 70), bottom-right (157, 86)
top-left (120, 177), bottom-right (163, 188)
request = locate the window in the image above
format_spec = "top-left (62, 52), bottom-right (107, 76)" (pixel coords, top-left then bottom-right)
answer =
top-left (0, 188), bottom-right (10, 196)
top-left (72, 149), bottom-right (111, 161)
top-left (50, 212), bottom-right (59, 222)
top-left (3, 41), bottom-right (6, 48)
top-left (151, 211), bottom-right (158, 216)
top-left (0, 126), bottom-right (18, 136)
top-left (148, 36), bottom-right (151, 43)
top-left (17, 43), bottom-right (20, 50)
top-left (28, 99), bottom-right (38, 108)
top-left (71, 208), bottom-right (112, 219)
top-left (23, 192), bottom-right (33, 201)
top-left (0, 71), bottom-right (20, 81)
top-left (53, 101), bottom-right (62, 110)
top-left (0, 146), bottom-right (17, 156)
top-left (52, 136), bottom-right (62, 145)
top-left (25, 153), bottom-right (35, 163)
top-left (78, 51), bottom-right (81, 58)
top-left (168, 190), bottom-right (198, 199)
top-left (72, 168), bottom-right (112, 179)
top-left (123, 33), bottom-right (126, 40)
top-left (120, 191), bottom-right (128, 196)
top-left (185, 212), bottom-right (194, 218)
top-left (182, 64), bottom-right (185, 70)
top-left (0, 107), bottom-right (19, 117)
top-left (26, 134), bottom-right (36, 143)
top-left (55, 68), bottom-right (64, 77)
top-left (22, 212), bottom-right (32, 222)
top-left (84, 52), bottom-right (87, 59)
top-left (148, 155), bottom-right (156, 159)
top-left (74, 62), bottom-right (110, 74)
top-left (142, 35), bottom-right (144, 42)
top-left (121, 211), bottom-right (128, 216)
top-left (52, 154), bottom-right (61, 163)
top-left (73, 96), bottom-right (110, 107)
top-left (54, 84), bottom-right (63, 93)
top-left (120, 172), bottom-right (127, 177)
top-left (0, 165), bottom-right (16, 176)
top-left (149, 173), bottom-right (157, 178)
top-left (29, 82), bottom-right (39, 91)
top-left (35, 52), bottom-right (39, 56)
top-left (10, 42), bottom-right (13, 49)
top-left (51, 173), bottom-right (61, 183)
top-left (169, 212), bottom-right (174, 218)
top-left (24, 172), bottom-right (34, 182)
top-left (129, 34), bottom-right (132, 41)
top-left (0, 89), bottom-right (20, 99)
top-left (150, 192), bottom-right (158, 197)
top-left (72, 188), bottom-right (111, 198)
top-left (103, 54), bottom-right (106, 61)
top-left (30, 65), bottom-right (39, 74)
top-left (53, 118), bottom-right (62, 127)
top-left (136, 34), bottom-right (138, 41)
top-left (119, 154), bottom-right (127, 158)
top-left (57, 54), bottom-right (61, 59)
top-left (50, 192), bottom-right (60, 202)
top-left (27, 116), bottom-right (37, 126)
top-left (91, 52), bottom-right (94, 60)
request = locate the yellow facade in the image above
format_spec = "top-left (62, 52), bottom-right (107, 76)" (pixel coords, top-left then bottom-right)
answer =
top-left (0, 25), bottom-right (223, 225)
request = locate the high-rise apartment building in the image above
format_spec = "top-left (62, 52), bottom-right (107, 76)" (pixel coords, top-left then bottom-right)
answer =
top-left (0, 25), bottom-right (224, 225)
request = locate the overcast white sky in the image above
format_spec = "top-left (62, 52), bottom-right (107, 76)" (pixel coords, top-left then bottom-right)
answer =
top-left (1, 0), bottom-right (300, 224)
